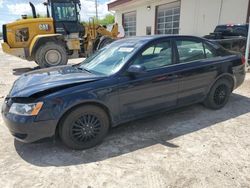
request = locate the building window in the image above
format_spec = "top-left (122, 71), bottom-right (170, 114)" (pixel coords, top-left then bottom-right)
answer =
top-left (123, 11), bottom-right (136, 37)
top-left (156, 1), bottom-right (180, 35)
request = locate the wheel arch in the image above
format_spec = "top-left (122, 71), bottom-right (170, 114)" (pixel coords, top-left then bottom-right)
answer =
top-left (55, 101), bottom-right (113, 136)
top-left (208, 73), bottom-right (235, 93)
top-left (29, 34), bottom-right (65, 57)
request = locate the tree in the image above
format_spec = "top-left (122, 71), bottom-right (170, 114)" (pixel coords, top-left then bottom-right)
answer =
top-left (82, 14), bottom-right (115, 26)
top-left (98, 14), bottom-right (115, 25)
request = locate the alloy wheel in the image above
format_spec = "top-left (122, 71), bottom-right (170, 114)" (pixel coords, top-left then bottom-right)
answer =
top-left (70, 114), bottom-right (101, 143)
top-left (214, 84), bottom-right (228, 105)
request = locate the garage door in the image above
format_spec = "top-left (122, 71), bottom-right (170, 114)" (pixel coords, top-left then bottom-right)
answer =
top-left (123, 11), bottom-right (136, 37)
top-left (156, 1), bottom-right (181, 35)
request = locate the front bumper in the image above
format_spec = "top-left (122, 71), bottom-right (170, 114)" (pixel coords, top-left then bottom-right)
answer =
top-left (1, 42), bottom-right (28, 60)
top-left (1, 102), bottom-right (57, 143)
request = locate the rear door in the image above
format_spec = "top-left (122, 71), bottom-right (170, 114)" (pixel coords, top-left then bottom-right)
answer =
top-left (174, 38), bottom-right (219, 105)
top-left (117, 39), bottom-right (180, 120)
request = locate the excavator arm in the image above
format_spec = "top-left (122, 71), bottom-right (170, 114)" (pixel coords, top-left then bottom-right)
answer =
top-left (96, 23), bottom-right (119, 38)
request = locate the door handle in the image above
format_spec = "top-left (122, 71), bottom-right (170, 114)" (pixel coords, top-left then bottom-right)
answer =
top-left (155, 74), bottom-right (178, 82)
top-left (168, 74), bottom-right (178, 79)
top-left (209, 66), bottom-right (216, 71)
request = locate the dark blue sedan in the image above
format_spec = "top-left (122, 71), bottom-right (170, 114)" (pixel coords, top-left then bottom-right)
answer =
top-left (1, 35), bottom-right (246, 149)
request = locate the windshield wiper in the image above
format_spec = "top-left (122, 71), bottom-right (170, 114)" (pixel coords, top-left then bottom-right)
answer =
top-left (77, 67), bottom-right (92, 74)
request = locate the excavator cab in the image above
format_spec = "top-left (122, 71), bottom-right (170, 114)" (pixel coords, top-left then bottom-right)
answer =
top-left (44, 0), bottom-right (85, 35)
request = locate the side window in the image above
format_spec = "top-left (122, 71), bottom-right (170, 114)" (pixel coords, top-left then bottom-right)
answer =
top-left (204, 43), bottom-right (216, 58)
top-left (176, 40), bottom-right (205, 63)
top-left (133, 41), bottom-right (172, 70)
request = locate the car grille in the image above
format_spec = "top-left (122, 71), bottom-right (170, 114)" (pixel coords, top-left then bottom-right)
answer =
top-left (2, 24), bottom-right (7, 43)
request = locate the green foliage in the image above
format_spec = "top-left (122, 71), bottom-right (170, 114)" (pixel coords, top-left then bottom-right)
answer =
top-left (82, 14), bottom-right (115, 26)
top-left (98, 14), bottom-right (115, 25)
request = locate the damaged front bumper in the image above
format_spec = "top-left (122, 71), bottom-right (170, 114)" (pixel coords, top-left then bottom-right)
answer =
top-left (1, 98), bottom-right (57, 143)
top-left (1, 42), bottom-right (29, 60)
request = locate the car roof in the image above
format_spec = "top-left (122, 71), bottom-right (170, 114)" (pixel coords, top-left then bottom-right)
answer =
top-left (114, 35), bottom-right (205, 46)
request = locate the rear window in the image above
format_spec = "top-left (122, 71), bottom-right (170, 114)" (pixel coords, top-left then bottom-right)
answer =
top-left (214, 25), bottom-right (248, 37)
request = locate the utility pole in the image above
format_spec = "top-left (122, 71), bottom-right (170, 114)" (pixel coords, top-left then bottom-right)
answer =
top-left (218, 0), bottom-right (223, 25)
top-left (95, 0), bottom-right (98, 22)
top-left (85, 0), bottom-right (99, 22)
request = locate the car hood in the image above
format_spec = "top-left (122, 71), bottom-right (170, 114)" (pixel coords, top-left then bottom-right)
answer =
top-left (9, 65), bottom-right (104, 98)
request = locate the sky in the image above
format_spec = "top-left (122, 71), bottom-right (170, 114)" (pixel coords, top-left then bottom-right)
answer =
top-left (0, 0), bottom-right (115, 31)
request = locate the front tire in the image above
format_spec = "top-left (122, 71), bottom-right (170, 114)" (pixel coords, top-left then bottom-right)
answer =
top-left (35, 42), bottom-right (68, 68)
top-left (59, 105), bottom-right (109, 150)
top-left (204, 78), bottom-right (233, 110)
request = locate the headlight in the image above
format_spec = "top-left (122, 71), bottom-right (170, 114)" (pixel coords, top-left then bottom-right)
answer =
top-left (9, 102), bottom-right (43, 116)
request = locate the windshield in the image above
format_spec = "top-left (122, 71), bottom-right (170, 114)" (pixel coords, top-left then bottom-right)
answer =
top-left (79, 42), bottom-right (136, 76)
top-left (53, 3), bottom-right (77, 21)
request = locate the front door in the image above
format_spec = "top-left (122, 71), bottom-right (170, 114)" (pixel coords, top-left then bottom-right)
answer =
top-left (117, 39), bottom-right (180, 120)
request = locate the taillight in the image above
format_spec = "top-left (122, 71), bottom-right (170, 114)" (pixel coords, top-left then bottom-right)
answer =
top-left (241, 56), bottom-right (246, 65)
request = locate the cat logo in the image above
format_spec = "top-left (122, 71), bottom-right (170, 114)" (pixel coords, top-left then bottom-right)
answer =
top-left (39, 24), bottom-right (50, 31)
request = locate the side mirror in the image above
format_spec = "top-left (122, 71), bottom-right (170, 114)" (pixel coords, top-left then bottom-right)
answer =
top-left (127, 65), bottom-right (147, 74)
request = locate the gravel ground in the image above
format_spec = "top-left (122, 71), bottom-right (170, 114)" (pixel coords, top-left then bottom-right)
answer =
top-left (0, 47), bottom-right (250, 188)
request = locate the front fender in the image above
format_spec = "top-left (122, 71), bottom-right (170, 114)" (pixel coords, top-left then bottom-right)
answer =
top-left (29, 34), bottom-right (62, 55)
top-left (36, 91), bottom-right (116, 125)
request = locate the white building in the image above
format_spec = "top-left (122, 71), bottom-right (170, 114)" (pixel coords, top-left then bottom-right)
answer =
top-left (108, 0), bottom-right (250, 37)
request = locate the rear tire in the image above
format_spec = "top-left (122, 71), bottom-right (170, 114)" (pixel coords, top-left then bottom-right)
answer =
top-left (35, 42), bottom-right (68, 68)
top-left (97, 37), bottom-right (114, 50)
top-left (204, 78), bottom-right (232, 110)
top-left (59, 105), bottom-right (109, 150)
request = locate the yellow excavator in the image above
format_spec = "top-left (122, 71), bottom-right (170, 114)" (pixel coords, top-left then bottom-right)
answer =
top-left (1, 0), bottom-right (119, 68)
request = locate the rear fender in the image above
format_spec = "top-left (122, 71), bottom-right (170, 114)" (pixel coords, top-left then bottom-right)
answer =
top-left (207, 73), bottom-right (235, 94)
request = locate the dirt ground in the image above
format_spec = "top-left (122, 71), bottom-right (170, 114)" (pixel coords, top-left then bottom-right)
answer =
top-left (0, 47), bottom-right (250, 188)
